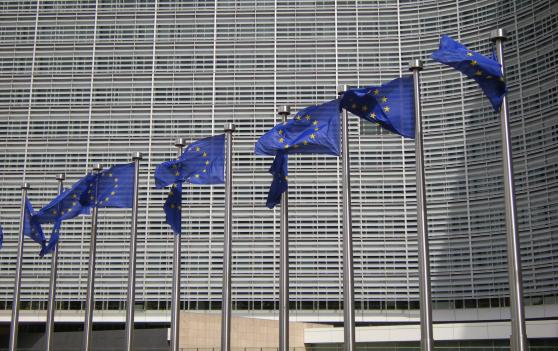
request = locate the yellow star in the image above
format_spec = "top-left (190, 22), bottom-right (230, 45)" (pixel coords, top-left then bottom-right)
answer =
top-left (486, 75), bottom-right (492, 79)
top-left (205, 160), bottom-right (209, 165)
top-left (314, 127), bottom-right (319, 131)
top-left (203, 169), bottom-right (207, 173)
top-left (114, 178), bottom-right (118, 182)
top-left (351, 103), bottom-right (357, 109)
top-left (284, 144), bottom-right (289, 149)
top-left (278, 130), bottom-right (283, 135)
top-left (175, 171), bottom-right (180, 176)
top-left (279, 137), bottom-right (284, 143)
top-left (362, 105), bottom-right (368, 112)
top-left (90, 196), bottom-right (94, 200)
top-left (305, 115), bottom-right (311, 120)
top-left (72, 202), bottom-right (76, 206)
top-left (371, 113), bottom-right (376, 119)
top-left (114, 184), bottom-right (118, 188)
top-left (373, 89), bottom-right (379, 95)
top-left (470, 60), bottom-right (478, 66)
top-left (172, 165), bottom-right (177, 169)
top-left (109, 173), bottom-right (113, 177)
top-left (466, 52), bottom-right (473, 57)
top-left (195, 174), bottom-right (200, 178)
top-left (310, 133), bottom-right (316, 139)
top-left (475, 70), bottom-right (482, 76)
top-left (196, 147), bottom-right (200, 152)
top-left (303, 140), bottom-right (308, 145)
top-left (312, 120), bottom-right (318, 125)
top-left (383, 106), bottom-right (390, 112)
top-left (170, 203), bottom-right (175, 209)
top-left (72, 194), bottom-right (77, 199)
top-left (61, 210), bottom-right (65, 215)
top-left (296, 116), bottom-right (301, 120)
top-left (381, 96), bottom-right (388, 103)
top-left (51, 210), bottom-right (57, 215)
top-left (202, 152), bottom-right (207, 157)
top-left (111, 191), bottom-right (116, 196)
top-left (105, 197), bottom-right (109, 201)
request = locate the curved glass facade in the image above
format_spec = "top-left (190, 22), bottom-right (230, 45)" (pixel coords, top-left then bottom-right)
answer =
top-left (0, 0), bottom-right (556, 321)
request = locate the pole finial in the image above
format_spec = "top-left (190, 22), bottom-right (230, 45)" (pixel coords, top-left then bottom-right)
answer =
top-left (21, 183), bottom-right (31, 190)
top-left (224, 123), bottom-right (236, 133)
top-left (174, 138), bottom-right (186, 148)
top-left (278, 105), bottom-right (291, 116)
top-left (490, 28), bottom-right (508, 42)
top-left (409, 59), bottom-right (424, 71)
top-left (92, 164), bottom-right (102, 172)
top-left (56, 173), bottom-right (66, 181)
top-left (337, 84), bottom-right (351, 95)
top-left (132, 152), bottom-right (143, 160)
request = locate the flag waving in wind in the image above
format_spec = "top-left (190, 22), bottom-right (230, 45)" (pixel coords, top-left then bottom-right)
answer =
top-left (255, 99), bottom-right (340, 208)
top-left (155, 134), bottom-right (226, 234)
top-left (340, 76), bottom-right (415, 139)
top-left (431, 35), bottom-right (507, 112)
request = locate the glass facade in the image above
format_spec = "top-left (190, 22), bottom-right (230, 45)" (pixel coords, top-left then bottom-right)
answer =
top-left (0, 0), bottom-right (556, 323)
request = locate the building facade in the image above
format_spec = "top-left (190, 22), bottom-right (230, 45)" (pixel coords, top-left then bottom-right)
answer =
top-left (0, 0), bottom-right (557, 348)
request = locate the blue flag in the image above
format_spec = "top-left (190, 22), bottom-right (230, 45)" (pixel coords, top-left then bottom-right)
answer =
top-left (92, 162), bottom-right (135, 208)
top-left (35, 174), bottom-right (96, 255)
top-left (255, 99), bottom-right (340, 208)
top-left (164, 183), bottom-right (182, 235)
top-left (340, 76), bottom-right (415, 139)
top-left (0, 224), bottom-right (3, 249)
top-left (255, 99), bottom-right (341, 157)
top-left (155, 134), bottom-right (225, 189)
top-left (431, 35), bottom-right (507, 112)
top-left (23, 197), bottom-right (47, 252)
top-left (266, 152), bottom-right (288, 209)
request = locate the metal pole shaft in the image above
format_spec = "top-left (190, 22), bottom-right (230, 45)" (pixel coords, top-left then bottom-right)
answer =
top-left (9, 183), bottom-right (30, 351)
top-left (82, 164), bottom-right (102, 351)
top-left (409, 60), bottom-right (434, 351)
top-left (490, 29), bottom-right (528, 351)
top-left (338, 85), bottom-right (355, 351)
top-left (125, 153), bottom-right (143, 351)
top-left (221, 124), bottom-right (236, 351)
top-left (45, 174), bottom-right (65, 351)
top-left (171, 140), bottom-right (185, 351)
top-left (278, 106), bottom-right (291, 351)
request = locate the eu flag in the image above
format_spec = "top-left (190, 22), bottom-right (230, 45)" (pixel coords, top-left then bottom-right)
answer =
top-left (35, 174), bottom-right (96, 255)
top-left (92, 162), bottom-right (135, 208)
top-left (155, 134), bottom-right (225, 189)
top-left (340, 76), bottom-right (415, 139)
top-left (266, 152), bottom-right (288, 209)
top-left (431, 35), bottom-right (507, 112)
top-left (255, 99), bottom-right (340, 157)
top-left (23, 197), bottom-right (47, 252)
top-left (164, 183), bottom-right (182, 235)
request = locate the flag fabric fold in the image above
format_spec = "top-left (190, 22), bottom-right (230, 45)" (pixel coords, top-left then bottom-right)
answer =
top-left (340, 76), bottom-right (416, 139)
top-left (431, 35), bottom-right (507, 112)
top-left (266, 152), bottom-right (288, 209)
top-left (255, 99), bottom-right (341, 157)
top-left (23, 197), bottom-right (47, 253)
top-left (155, 134), bottom-right (225, 189)
top-left (164, 183), bottom-right (182, 235)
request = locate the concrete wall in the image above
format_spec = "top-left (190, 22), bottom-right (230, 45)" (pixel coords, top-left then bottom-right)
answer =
top-left (180, 312), bottom-right (332, 349)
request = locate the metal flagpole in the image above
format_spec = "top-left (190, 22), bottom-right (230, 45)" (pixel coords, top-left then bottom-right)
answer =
top-left (278, 105), bottom-right (291, 351)
top-left (82, 163), bottom-right (102, 351)
top-left (490, 28), bottom-right (528, 351)
top-left (221, 123), bottom-right (236, 351)
top-left (170, 139), bottom-right (185, 351)
top-left (338, 85), bottom-right (355, 351)
top-left (8, 183), bottom-right (31, 351)
top-left (45, 174), bottom-right (65, 351)
top-left (125, 152), bottom-right (143, 351)
top-left (409, 59), bottom-right (434, 351)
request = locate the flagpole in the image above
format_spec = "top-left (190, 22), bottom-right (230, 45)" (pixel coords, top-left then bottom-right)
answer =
top-left (409, 59), bottom-right (434, 351)
top-left (125, 152), bottom-right (143, 351)
top-left (82, 163), bottom-right (102, 351)
top-left (221, 123), bottom-right (236, 351)
top-left (278, 105), bottom-right (291, 351)
top-left (490, 28), bottom-right (528, 351)
top-left (45, 174), bottom-right (65, 351)
top-left (338, 84), bottom-right (355, 351)
top-left (170, 139), bottom-right (185, 351)
top-left (8, 183), bottom-right (30, 351)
